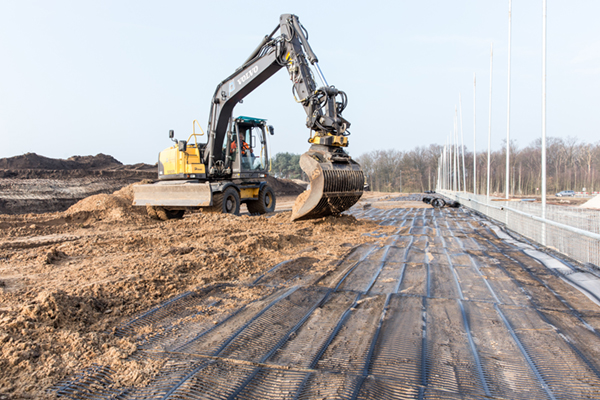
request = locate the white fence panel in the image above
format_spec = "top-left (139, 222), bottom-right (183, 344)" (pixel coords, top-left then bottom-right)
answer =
top-left (440, 190), bottom-right (600, 267)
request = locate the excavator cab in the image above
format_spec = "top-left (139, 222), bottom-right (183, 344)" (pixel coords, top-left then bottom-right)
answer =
top-left (227, 116), bottom-right (269, 177)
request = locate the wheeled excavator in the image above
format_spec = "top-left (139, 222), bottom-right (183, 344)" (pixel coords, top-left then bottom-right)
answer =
top-left (133, 14), bottom-right (364, 221)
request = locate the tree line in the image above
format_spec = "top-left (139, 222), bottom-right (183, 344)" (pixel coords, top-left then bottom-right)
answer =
top-left (359, 136), bottom-right (600, 194)
top-left (270, 152), bottom-right (305, 180)
top-left (273, 136), bottom-right (600, 194)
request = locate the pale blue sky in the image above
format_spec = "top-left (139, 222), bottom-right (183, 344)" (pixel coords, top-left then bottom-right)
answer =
top-left (1, 1), bottom-right (598, 164)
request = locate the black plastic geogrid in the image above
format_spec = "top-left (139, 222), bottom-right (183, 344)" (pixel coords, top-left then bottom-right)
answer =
top-left (51, 205), bottom-right (600, 399)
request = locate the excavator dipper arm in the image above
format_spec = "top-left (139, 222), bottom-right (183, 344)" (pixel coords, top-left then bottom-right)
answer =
top-left (204, 14), bottom-right (363, 221)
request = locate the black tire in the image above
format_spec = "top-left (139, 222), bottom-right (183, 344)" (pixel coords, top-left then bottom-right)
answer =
top-left (155, 206), bottom-right (168, 220)
top-left (431, 198), bottom-right (446, 208)
top-left (146, 205), bottom-right (159, 220)
top-left (247, 185), bottom-right (276, 215)
top-left (155, 207), bottom-right (185, 220)
top-left (208, 187), bottom-right (240, 215)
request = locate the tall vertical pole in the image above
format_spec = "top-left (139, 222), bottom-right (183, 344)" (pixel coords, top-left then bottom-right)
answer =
top-left (444, 138), bottom-right (450, 190)
top-left (448, 134), bottom-right (451, 191)
top-left (442, 144), bottom-right (445, 190)
top-left (438, 153), bottom-right (442, 190)
top-left (446, 141), bottom-right (449, 190)
top-left (473, 73), bottom-right (477, 195)
top-left (454, 109), bottom-right (459, 191)
top-left (436, 157), bottom-right (439, 190)
top-left (459, 93), bottom-right (466, 192)
top-left (506, 0), bottom-right (512, 199)
top-left (440, 155), bottom-right (442, 190)
top-left (441, 148), bottom-right (444, 190)
top-left (444, 145), bottom-right (447, 190)
top-left (449, 135), bottom-right (452, 191)
top-left (449, 139), bottom-right (451, 191)
top-left (487, 43), bottom-right (493, 201)
top-left (541, 0), bottom-right (547, 244)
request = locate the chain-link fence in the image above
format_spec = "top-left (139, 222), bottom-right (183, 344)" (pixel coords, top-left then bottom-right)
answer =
top-left (440, 190), bottom-right (600, 268)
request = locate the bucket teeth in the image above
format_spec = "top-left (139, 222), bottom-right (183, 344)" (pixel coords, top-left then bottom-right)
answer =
top-left (291, 149), bottom-right (364, 221)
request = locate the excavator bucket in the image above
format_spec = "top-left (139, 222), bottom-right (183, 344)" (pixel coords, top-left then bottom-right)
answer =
top-left (291, 148), bottom-right (364, 221)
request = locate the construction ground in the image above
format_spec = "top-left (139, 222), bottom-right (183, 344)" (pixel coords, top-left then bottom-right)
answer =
top-left (2, 154), bottom-right (600, 399)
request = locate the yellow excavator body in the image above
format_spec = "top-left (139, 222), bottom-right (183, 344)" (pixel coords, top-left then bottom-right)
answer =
top-left (159, 145), bottom-right (205, 176)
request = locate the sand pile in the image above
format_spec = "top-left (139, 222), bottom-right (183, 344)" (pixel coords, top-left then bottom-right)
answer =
top-left (63, 181), bottom-right (151, 223)
top-left (580, 194), bottom-right (600, 209)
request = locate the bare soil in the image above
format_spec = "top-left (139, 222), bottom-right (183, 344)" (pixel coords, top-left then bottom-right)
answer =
top-left (0, 155), bottom-right (393, 398)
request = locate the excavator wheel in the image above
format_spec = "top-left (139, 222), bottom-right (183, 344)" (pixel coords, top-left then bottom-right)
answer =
top-left (155, 207), bottom-right (185, 220)
top-left (206, 187), bottom-right (240, 215)
top-left (146, 205), bottom-right (160, 220)
top-left (291, 146), bottom-right (364, 221)
top-left (247, 185), bottom-right (276, 215)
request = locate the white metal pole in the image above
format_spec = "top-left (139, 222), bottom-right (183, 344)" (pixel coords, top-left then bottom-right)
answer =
top-left (443, 143), bottom-right (446, 190)
top-left (459, 93), bottom-right (466, 192)
top-left (438, 153), bottom-right (442, 190)
top-left (443, 146), bottom-right (445, 190)
top-left (542, 0), bottom-right (547, 244)
top-left (444, 143), bottom-right (450, 190)
top-left (487, 43), bottom-right (493, 201)
top-left (506, 0), bottom-right (512, 199)
top-left (454, 109), bottom-right (459, 192)
top-left (451, 129), bottom-right (453, 191)
top-left (439, 156), bottom-right (442, 190)
top-left (449, 136), bottom-right (452, 191)
top-left (448, 136), bottom-right (452, 191)
top-left (445, 142), bottom-right (449, 190)
top-left (474, 73), bottom-right (477, 195)
top-left (444, 138), bottom-right (450, 190)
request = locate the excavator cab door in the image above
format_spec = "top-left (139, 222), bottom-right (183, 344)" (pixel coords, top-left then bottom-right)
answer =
top-left (234, 120), bottom-right (268, 175)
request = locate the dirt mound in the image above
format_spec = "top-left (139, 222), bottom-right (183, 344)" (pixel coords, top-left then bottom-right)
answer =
top-left (66, 154), bottom-right (123, 169)
top-left (267, 176), bottom-right (306, 196)
top-left (0, 152), bottom-right (123, 170)
top-left (0, 152), bottom-right (71, 170)
top-left (20, 289), bottom-right (109, 328)
top-left (66, 193), bottom-right (130, 214)
top-left (0, 153), bottom-right (156, 215)
top-left (63, 182), bottom-right (149, 223)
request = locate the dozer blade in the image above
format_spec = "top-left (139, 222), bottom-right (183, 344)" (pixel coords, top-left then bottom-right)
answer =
top-left (133, 181), bottom-right (212, 207)
top-left (291, 147), bottom-right (364, 221)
